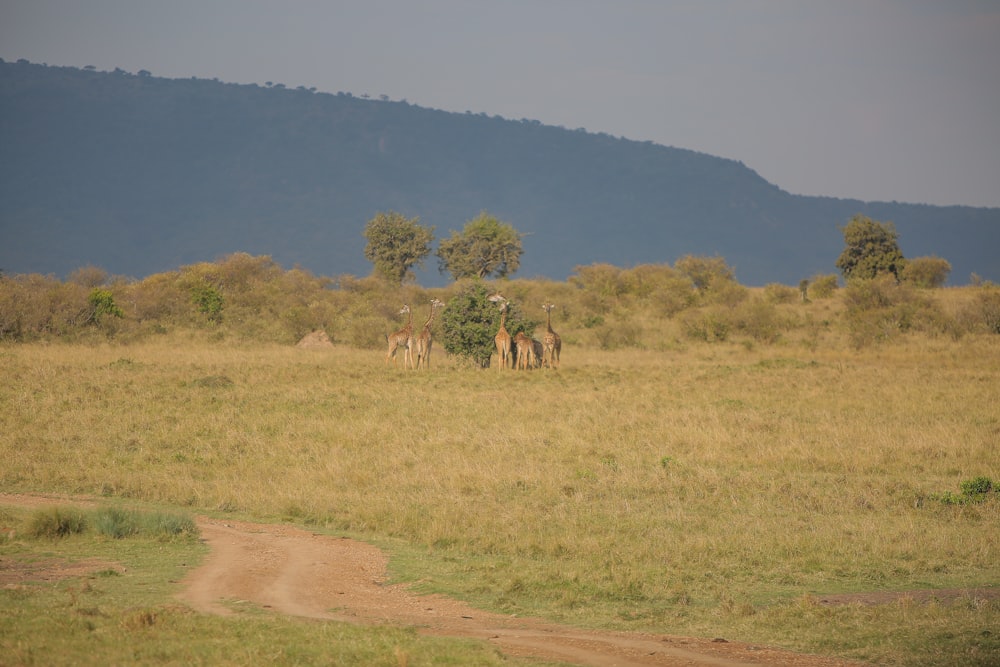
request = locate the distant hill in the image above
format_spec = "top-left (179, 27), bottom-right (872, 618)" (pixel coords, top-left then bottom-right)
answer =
top-left (2, 59), bottom-right (998, 286)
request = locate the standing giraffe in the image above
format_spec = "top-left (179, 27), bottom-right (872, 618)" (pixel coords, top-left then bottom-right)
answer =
top-left (531, 338), bottom-right (545, 369)
top-left (415, 298), bottom-right (444, 370)
top-left (488, 294), bottom-right (512, 371)
top-left (542, 303), bottom-right (562, 368)
top-left (513, 331), bottom-right (536, 370)
top-left (385, 304), bottom-right (415, 369)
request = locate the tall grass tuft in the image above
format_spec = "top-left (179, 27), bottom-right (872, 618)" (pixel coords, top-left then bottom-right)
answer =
top-left (28, 506), bottom-right (88, 538)
top-left (93, 506), bottom-right (198, 539)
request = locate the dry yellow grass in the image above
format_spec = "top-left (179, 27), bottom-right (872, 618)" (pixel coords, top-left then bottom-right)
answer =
top-left (2, 328), bottom-right (998, 663)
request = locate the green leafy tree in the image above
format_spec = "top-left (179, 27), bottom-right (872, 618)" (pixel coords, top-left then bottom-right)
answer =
top-left (835, 215), bottom-right (906, 282)
top-left (87, 288), bottom-right (124, 324)
top-left (363, 211), bottom-right (434, 284)
top-left (436, 212), bottom-right (523, 280)
top-left (190, 282), bottom-right (224, 323)
top-left (440, 282), bottom-right (536, 368)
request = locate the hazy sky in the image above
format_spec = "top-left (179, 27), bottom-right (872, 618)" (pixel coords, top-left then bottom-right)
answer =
top-left (3, 1), bottom-right (998, 207)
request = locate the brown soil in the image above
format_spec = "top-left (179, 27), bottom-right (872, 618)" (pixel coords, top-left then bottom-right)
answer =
top-left (12, 492), bottom-right (994, 666)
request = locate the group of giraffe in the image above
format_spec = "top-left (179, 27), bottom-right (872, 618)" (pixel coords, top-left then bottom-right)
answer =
top-left (384, 298), bottom-right (445, 370)
top-left (489, 293), bottom-right (561, 371)
top-left (384, 294), bottom-right (561, 371)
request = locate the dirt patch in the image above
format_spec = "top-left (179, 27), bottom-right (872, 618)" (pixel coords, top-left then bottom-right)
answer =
top-left (2, 493), bottom-right (867, 666)
top-left (1, 556), bottom-right (124, 587)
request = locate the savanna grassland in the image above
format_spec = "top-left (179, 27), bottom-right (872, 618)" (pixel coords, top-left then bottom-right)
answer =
top-left (2, 258), bottom-right (999, 666)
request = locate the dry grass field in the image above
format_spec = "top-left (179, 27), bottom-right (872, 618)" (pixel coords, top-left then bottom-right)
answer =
top-left (2, 269), bottom-right (1000, 664)
top-left (2, 294), bottom-right (998, 664)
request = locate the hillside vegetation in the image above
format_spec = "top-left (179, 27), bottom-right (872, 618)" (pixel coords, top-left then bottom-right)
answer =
top-left (2, 253), bottom-right (999, 350)
top-left (2, 59), bottom-right (999, 287)
top-left (3, 253), bottom-right (1000, 665)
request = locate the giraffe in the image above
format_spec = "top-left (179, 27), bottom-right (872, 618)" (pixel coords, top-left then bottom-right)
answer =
top-left (531, 337), bottom-right (545, 369)
top-left (513, 331), bottom-right (536, 370)
top-left (542, 303), bottom-right (562, 368)
top-left (488, 294), bottom-right (512, 371)
top-left (385, 304), bottom-right (415, 369)
top-left (415, 298), bottom-right (444, 369)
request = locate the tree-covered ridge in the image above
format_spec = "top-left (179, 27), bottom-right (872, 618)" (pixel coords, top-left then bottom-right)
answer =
top-left (1, 59), bottom-right (998, 286)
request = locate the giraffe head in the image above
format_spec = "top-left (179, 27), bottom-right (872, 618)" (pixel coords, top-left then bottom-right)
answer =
top-left (399, 304), bottom-right (410, 315)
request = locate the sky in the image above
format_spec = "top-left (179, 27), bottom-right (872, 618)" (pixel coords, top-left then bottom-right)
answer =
top-left (3, 1), bottom-right (998, 208)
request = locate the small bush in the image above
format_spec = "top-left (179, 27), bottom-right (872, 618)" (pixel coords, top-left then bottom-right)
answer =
top-left (934, 477), bottom-right (996, 505)
top-left (974, 290), bottom-right (1000, 334)
top-left (189, 282), bottom-right (224, 323)
top-left (808, 274), bottom-right (839, 299)
top-left (763, 283), bottom-right (798, 304)
top-left (28, 506), bottom-right (88, 538)
top-left (960, 476), bottom-right (993, 496)
top-left (732, 298), bottom-right (785, 343)
top-left (844, 275), bottom-right (948, 347)
top-left (680, 309), bottom-right (730, 342)
top-left (94, 507), bottom-right (197, 539)
top-left (87, 288), bottom-right (124, 323)
top-left (901, 256), bottom-right (952, 288)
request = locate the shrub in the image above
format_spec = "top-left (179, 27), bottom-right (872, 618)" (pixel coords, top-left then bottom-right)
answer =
top-left (843, 275), bottom-right (948, 347)
top-left (28, 506), bottom-right (88, 538)
top-left (703, 280), bottom-right (748, 308)
top-left (674, 255), bottom-right (734, 291)
top-left (87, 288), bottom-right (124, 323)
top-left (680, 308), bottom-right (730, 342)
top-left (901, 256), bottom-right (952, 288)
top-left (593, 319), bottom-right (644, 350)
top-left (973, 289), bottom-right (1000, 334)
top-left (763, 283), bottom-right (798, 304)
top-left (934, 477), bottom-right (995, 505)
top-left (960, 476), bottom-right (993, 496)
top-left (94, 507), bottom-right (198, 539)
top-left (808, 274), bottom-right (839, 299)
top-left (732, 298), bottom-right (785, 343)
top-left (189, 282), bottom-right (224, 323)
top-left (68, 265), bottom-right (109, 288)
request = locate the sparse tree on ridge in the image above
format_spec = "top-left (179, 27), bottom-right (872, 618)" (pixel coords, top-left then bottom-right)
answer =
top-left (436, 211), bottom-right (523, 281)
top-left (363, 211), bottom-right (434, 284)
top-left (835, 214), bottom-right (906, 282)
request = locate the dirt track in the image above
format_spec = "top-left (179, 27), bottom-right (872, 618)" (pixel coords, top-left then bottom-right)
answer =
top-left (3, 493), bottom-right (867, 666)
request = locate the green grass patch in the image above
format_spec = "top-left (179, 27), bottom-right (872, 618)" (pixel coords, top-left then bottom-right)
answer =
top-left (0, 503), bottom-right (542, 667)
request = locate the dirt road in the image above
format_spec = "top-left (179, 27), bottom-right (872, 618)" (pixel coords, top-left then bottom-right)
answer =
top-left (5, 493), bottom-right (860, 666)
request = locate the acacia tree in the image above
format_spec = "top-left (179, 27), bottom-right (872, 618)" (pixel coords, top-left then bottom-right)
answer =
top-left (835, 215), bottom-right (906, 282)
top-left (363, 211), bottom-right (434, 284)
top-left (436, 212), bottom-right (523, 280)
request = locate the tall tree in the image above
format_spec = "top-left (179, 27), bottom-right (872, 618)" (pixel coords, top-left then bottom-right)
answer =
top-left (363, 211), bottom-right (434, 284)
top-left (436, 212), bottom-right (523, 281)
top-left (835, 215), bottom-right (906, 282)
